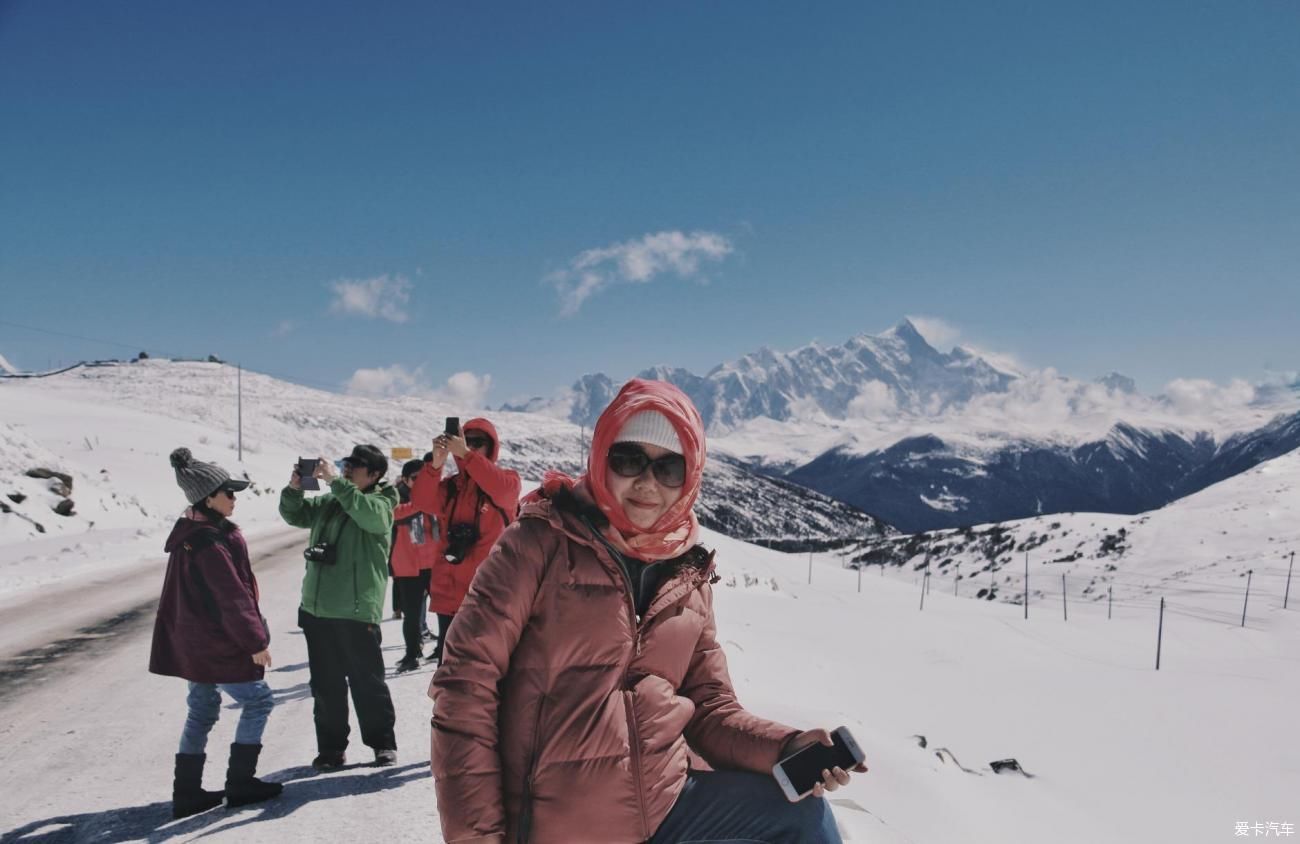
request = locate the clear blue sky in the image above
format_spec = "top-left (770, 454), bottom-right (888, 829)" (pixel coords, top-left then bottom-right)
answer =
top-left (2, 0), bottom-right (1297, 402)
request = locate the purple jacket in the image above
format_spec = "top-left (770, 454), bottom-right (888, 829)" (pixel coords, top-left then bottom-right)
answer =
top-left (149, 515), bottom-right (269, 684)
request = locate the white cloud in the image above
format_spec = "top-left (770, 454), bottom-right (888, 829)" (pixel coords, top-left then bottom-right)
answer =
top-left (344, 364), bottom-right (428, 398)
top-left (329, 274), bottom-right (414, 323)
top-left (1160, 378), bottom-right (1256, 414)
top-left (549, 230), bottom-right (733, 315)
top-left (343, 365), bottom-right (494, 407)
top-left (271, 320), bottom-right (295, 338)
top-left (441, 371), bottom-right (493, 407)
top-left (906, 315), bottom-right (961, 349)
top-left (847, 380), bottom-right (898, 419)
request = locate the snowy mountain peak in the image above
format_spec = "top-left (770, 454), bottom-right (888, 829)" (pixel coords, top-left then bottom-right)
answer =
top-left (1096, 372), bottom-right (1137, 394)
top-left (507, 321), bottom-right (1018, 430)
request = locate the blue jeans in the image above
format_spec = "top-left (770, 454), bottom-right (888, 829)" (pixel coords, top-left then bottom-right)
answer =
top-left (650, 770), bottom-right (842, 844)
top-left (178, 680), bottom-right (274, 754)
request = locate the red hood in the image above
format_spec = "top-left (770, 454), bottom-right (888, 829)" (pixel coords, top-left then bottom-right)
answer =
top-left (461, 417), bottom-right (501, 462)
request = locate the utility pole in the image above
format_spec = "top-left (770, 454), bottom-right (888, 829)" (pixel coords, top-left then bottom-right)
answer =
top-left (1241, 569), bottom-right (1253, 627)
top-left (857, 564), bottom-right (862, 594)
top-left (1108, 585), bottom-right (1113, 620)
top-left (954, 562), bottom-right (960, 596)
top-left (1062, 574), bottom-right (1068, 621)
top-left (1155, 597), bottom-right (1165, 671)
top-left (919, 572), bottom-right (929, 611)
top-left (1285, 552), bottom-right (1295, 610)
top-left (237, 362), bottom-right (243, 462)
top-left (808, 551), bottom-right (813, 585)
top-left (1023, 551), bottom-right (1029, 620)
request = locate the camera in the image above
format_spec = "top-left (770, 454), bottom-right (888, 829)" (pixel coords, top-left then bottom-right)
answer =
top-left (444, 523), bottom-right (479, 564)
top-left (304, 543), bottom-right (336, 565)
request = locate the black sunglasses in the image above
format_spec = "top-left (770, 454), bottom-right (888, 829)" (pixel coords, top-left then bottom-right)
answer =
top-left (465, 435), bottom-right (492, 450)
top-left (342, 458), bottom-right (375, 473)
top-left (218, 488), bottom-right (236, 500)
top-left (607, 443), bottom-right (687, 488)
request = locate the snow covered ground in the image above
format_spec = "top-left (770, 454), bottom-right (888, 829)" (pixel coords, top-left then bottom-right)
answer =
top-left (1, 358), bottom-right (1297, 842)
top-left (1, 524), bottom-right (1296, 843)
top-left (854, 447), bottom-right (1300, 626)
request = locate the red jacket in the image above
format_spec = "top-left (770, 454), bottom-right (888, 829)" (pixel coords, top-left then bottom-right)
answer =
top-left (411, 418), bottom-right (521, 615)
top-left (428, 491), bottom-right (798, 843)
top-left (390, 501), bottom-right (437, 578)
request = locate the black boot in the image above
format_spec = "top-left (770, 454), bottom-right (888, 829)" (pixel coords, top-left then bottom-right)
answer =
top-left (172, 752), bottom-right (225, 819)
top-left (224, 743), bottom-right (284, 807)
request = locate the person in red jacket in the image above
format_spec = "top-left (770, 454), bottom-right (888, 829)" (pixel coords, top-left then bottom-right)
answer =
top-left (428, 380), bottom-right (866, 844)
top-left (392, 459), bottom-right (438, 673)
top-left (151, 448), bottom-right (283, 819)
top-left (411, 416), bottom-right (520, 664)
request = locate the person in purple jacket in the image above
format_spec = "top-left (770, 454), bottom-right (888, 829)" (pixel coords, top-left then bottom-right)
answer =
top-left (150, 448), bottom-right (283, 818)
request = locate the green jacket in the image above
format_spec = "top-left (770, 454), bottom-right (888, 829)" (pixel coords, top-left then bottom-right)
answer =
top-left (279, 478), bottom-right (398, 625)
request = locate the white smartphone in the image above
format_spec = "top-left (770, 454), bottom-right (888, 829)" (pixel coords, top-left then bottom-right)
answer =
top-left (772, 726), bottom-right (865, 802)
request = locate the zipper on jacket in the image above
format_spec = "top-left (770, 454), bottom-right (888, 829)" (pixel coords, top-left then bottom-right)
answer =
top-left (622, 690), bottom-right (650, 840)
top-left (581, 516), bottom-right (642, 653)
top-left (518, 693), bottom-right (548, 844)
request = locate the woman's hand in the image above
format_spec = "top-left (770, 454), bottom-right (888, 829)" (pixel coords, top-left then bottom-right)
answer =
top-left (782, 729), bottom-right (868, 797)
top-left (251, 649), bottom-right (272, 668)
top-left (288, 467), bottom-right (302, 490)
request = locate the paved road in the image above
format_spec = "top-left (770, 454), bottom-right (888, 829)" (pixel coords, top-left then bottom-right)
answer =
top-left (0, 528), bottom-right (305, 705)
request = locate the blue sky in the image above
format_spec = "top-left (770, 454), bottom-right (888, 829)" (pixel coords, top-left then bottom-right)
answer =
top-left (2, 0), bottom-right (1297, 404)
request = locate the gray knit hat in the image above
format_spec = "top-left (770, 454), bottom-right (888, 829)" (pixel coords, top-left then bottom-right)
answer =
top-left (170, 447), bottom-right (250, 505)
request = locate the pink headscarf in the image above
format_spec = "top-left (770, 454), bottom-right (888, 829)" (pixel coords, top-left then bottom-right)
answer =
top-left (537, 378), bottom-right (706, 561)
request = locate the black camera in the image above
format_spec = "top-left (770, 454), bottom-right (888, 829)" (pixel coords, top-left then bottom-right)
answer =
top-left (444, 523), bottom-right (479, 565)
top-left (304, 543), bottom-right (336, 565)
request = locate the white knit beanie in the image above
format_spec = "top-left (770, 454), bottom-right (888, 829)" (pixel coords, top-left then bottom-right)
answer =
top-left (613, 410), bottom-right (682, 454)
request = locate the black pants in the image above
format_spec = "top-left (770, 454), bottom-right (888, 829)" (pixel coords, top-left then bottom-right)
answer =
top-left (298, 608), bottom-right (396, 753)
top-left (393, 571), bottom-right (431, 661)
top-left (431, 612), bottom-right (456, 662)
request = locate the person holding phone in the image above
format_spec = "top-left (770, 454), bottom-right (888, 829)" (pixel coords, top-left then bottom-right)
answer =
top-left (280, 444), bottom-right (400, 770)
top-left (391, 459), bottom-right (438, 673)
top-left (152, 448), bottom-right (282, 818)
top-left (410, 416), bottom-right (520, 664)
top-left (428, 380), bottom-right (865, 844)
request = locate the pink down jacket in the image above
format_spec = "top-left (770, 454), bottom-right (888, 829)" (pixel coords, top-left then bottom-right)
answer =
top-left (428, 494), bottom-right (799, 843)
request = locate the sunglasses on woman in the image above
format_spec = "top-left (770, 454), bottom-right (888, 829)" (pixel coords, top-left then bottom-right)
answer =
top-left (606, 443), bottom-right (687, 488)
top-left (465, 435), bottom-right (492, 450)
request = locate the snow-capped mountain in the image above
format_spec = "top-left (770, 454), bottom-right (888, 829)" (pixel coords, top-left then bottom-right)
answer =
top-left (504, 321), bottom-right (1300, 533)
top-left (847, 442), bottom-right (1300, 622)
top-left (504, 319), bottom-right (1018, 430)
top-left (0, 359), bottom-right (891, 604)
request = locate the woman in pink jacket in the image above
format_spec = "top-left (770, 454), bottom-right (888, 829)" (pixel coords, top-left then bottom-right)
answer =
top-left (429, 380), bottom-right (864, 844)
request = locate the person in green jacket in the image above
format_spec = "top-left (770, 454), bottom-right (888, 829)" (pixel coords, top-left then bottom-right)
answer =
top-left (280, 443), bottom-right (400, 770)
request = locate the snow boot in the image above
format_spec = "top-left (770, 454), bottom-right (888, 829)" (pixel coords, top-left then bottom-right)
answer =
top-left (172, 752), bottom-right (225, 819)
top-left (224, 743), bottom-right (283, 807)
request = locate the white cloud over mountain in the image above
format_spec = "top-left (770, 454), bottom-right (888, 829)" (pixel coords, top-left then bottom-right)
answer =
top-left (548, 230), bottom-right (733, 315)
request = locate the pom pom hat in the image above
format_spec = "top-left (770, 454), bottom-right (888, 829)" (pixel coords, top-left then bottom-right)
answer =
top-left (170, 447), bottom-right (249, 506)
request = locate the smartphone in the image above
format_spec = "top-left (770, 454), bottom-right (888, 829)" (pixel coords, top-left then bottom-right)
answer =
top-left (772, 726), bottom-right (865, 802)
top-left (297, 458), bottom-right (321, 491)
top-left (444, 416), bottom-right (460, 437)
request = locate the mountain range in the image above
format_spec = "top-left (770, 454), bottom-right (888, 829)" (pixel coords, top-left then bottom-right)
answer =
top-left (504, 321), bottom-right (1300, 532)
